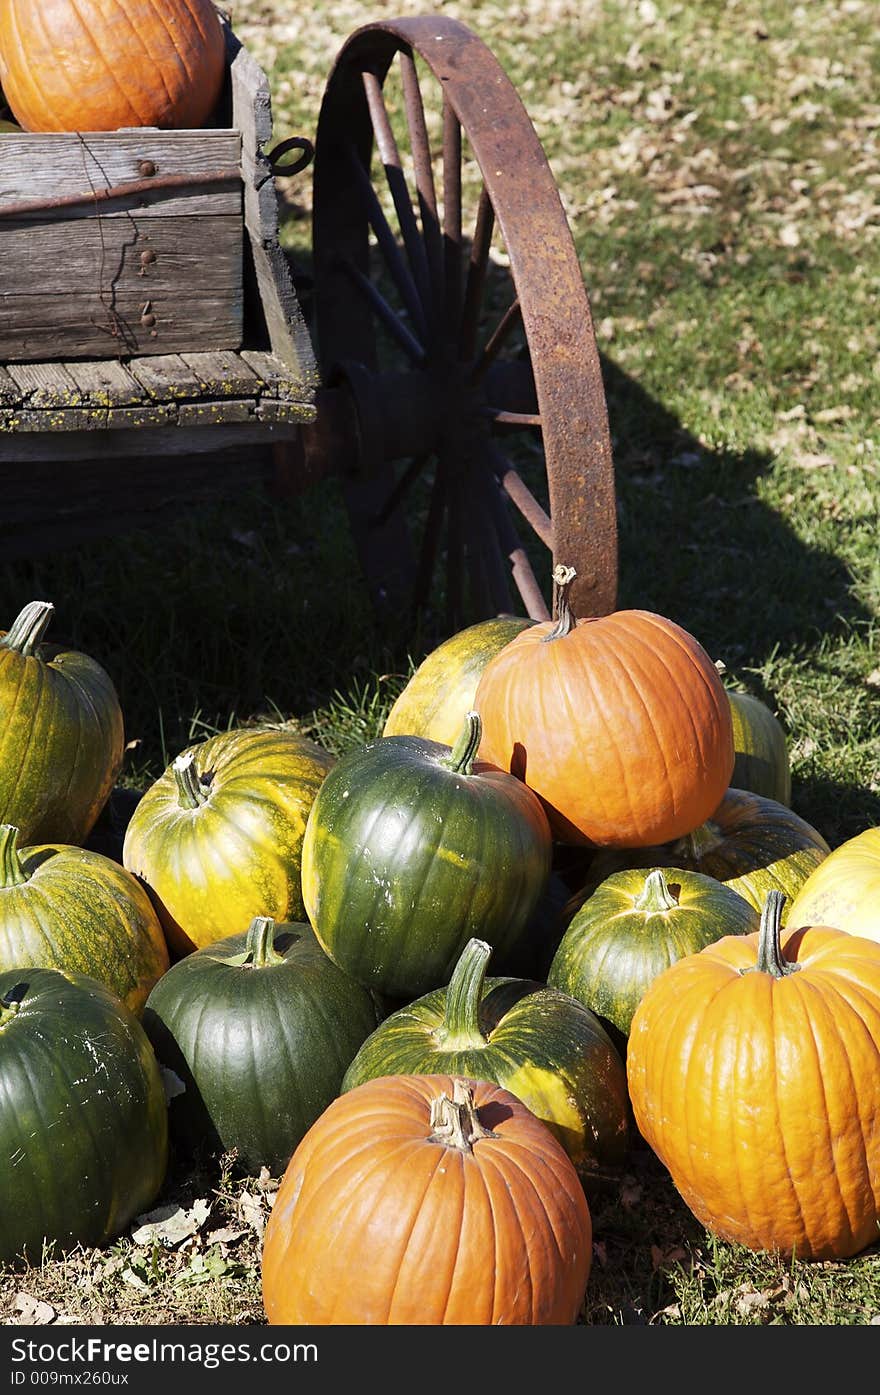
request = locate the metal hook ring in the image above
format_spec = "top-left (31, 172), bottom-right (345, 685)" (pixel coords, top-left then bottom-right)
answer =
top-left (266, 136), bottom-right (315, 178)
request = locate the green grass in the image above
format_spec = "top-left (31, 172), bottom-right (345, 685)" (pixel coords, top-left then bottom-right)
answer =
top-left (1, 0), bottom-right (879, 1327)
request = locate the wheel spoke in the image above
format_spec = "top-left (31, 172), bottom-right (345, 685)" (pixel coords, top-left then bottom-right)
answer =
top-left (486, 445), bottom-right (551, 620)
top-left (491, 451), bottom-right (554, 550)
top-left (336, 256), bottom-right (427, 366)
top-left (346, 143), bottom-right (429, 342)
top-left (399, 50), bottom-right (445, 319)
top-left (471, 298), bottom-right (523, 385)
top-left (484, 407), bottom-right (543, 429)
top-left (361, 69), bottom-right (433, 319)
top-left (459, 187), bottom-right (494, 361)
top-left (370, 453), bottom-right (432, 527)
top-left (442, 98), bottom-right (463, 344)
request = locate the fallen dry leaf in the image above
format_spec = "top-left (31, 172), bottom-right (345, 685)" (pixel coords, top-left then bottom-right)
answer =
top-left (130, 1199), bottom-right (212, 1249)
top-left (13, 1293), bottom-right (56, 1325)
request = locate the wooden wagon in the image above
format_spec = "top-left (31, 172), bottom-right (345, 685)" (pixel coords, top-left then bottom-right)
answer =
top-left (0, 14), bottom-right (617, 631)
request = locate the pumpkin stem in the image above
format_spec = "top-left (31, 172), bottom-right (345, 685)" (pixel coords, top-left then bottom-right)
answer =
top-left (0, 825), bottom-right (29, 889)
top-left (674, 818), bottom-right (722, 862)
top-left (243, 916), bottom-right (285, 968)
top-left (428, 1078), bottom-right (498, 1151)
top-left (436, 938), bottom-right (492, 1049)
top-left (173, 752), bottom-right (209, 810)
top-left (743, 890), bottom-right (800, 978)
top-left (1, 601), bottom-right (54, 657)
top-left (444, 712), bottom-right (482, 776)
top-left (542, 564), bottom-right (578, 642)
top-left (0, 982), bottom-right (26, 1029)
top-left (634, 869), bottom-right (680, 914)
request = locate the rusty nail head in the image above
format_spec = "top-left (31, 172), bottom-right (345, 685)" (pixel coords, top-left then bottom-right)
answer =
top-left (140, 313), bottom-right (157, 326)
top-left (137, 159), bottom-right (157, 177)
top-left (139, 249), bottom-right (157, 266)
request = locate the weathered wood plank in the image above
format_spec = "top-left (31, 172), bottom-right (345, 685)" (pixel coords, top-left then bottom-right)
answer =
top-left (0, 407), bottom-right (107, 432)
top-left (5, 362), bottom-right (84, 407)
top-left (0, 211), bottom-right (243, 361)
top-left (239, 350), bottom-right (315, 401)
top-left (0, 216), bottom-right (242, 297)
top-left (0, 367), bottom-right (18, 405)
top-left (62, 361), bottom-right (148, 407)
top-left (0, 132), bottom-right (242, 220)
top-left (229, 36), bottom-right (277, 241)
top-left (180, 350), bottom-right (261, 397)
top-left (0, 419), bottom-right (299, 463)
top-left (245, 239), bottom-right (318, 382)
top-left (257, 398), bottom-right (318, 425)
top-left (226, 28), bottom-right (318, 390)
top-left (177, 399), bottom-right (256, 426)
top-left (126, 356), bottom-right (205, 401)
top-left (0, 289), bottom-right (244, 361)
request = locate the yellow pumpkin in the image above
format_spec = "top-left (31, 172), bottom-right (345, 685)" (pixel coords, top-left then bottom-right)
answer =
top-left (786, 827), bottom-right (880, 943)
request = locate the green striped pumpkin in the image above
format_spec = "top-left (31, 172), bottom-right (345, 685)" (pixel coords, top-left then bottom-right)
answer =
top-left (0, 601), bottom-right (124, 846)
top-left (342, 936), bottom-right (630, 1191)
top-left (301, 712), bottom-right (552, 1000)
top-left (547, 866), bottom-right (759, 1047)
top-left (123, 727), bottom-right (335, 956)
top-left (144, 916), bottom-right (382, 1176)
top-left (583, 788), bottom-right (830, 917)
top-left (383, 616), bottom-right (533, 746)
top-left (0, 966), bottom-right (167, 1265)
top-left (0, 823), bottom-right (169, 1016)
top-left (728, 690), bottom-right (792, 806)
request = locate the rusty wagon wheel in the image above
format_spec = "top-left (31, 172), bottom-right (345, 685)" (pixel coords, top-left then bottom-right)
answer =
top-left (310, 14), bottom-right (617, 629)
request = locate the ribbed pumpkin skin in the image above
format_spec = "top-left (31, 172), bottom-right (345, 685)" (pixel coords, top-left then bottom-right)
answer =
top-left (122, 728), bottom-right (335, 955)
top-left (728, 690), bottom-right (792, 806)
top-left (0, 966), bottom-right (168, 1265)
top-left (548, 867), bottom-right (759, 1042)
top-left (300, 725), bottom-right (552, 1000)
top-left (262, 1074), bottom-right (592, 1325)
top-left (383, 616), bottom-right (533, 746)
top-left (585, 788), bottom-right (830, 915)
top-left (0, 828), bottom-right (169, 1016)
top-left (787, 828), bottom-right (880, 943)
top-left (627, 917), bottom-right (880, 1259)
top-left (0, 604), bottom-right (124, 846)
top-left (341, 939), bottom-right (629, 1188)
top-left (0, 0), bottom-right (226, 132)
top-left (143, 919), bottom-right (382, 1176)
top-left (474, 607), bottom-right (734, 847)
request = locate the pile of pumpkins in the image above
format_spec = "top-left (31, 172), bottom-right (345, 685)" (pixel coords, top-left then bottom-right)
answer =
top-left (1, 571), bottom-right (879, 1326)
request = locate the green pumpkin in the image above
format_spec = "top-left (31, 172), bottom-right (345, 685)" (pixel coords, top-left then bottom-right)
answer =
top-left (0, 601), bottom-right (124, 846)
top-left (0, 966), bottom-right (168, 1265)
top-left (0, 824), bottom-right (169, 1016)
top-left (383, 616), bottom-right (534, 747)
top-left (547, 867), bottom-right (759, 1048)
top-left (122, 727), bottom-right (335, 956)
top-left (301, 712), bottom-right (552, 1000)
top-left (342, 936), bottom-right (629, 1190)
top-left (584, 788), bottom-right (830, 917)
top-left (728, 690), bottom-right (792, 806)
top-left (143, 916), bottom-right (382, 1176)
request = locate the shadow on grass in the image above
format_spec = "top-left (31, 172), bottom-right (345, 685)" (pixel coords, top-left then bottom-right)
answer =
top-left (0, 352), bottom-right (872, 812)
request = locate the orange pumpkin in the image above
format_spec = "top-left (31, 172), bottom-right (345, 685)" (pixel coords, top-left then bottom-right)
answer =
top-left (262, 1074), bottom-right (592, 1325)
top-left (474, 565), bottom-right (734, 847)
top-left (0, 0), bottom-right (226, 132)
top-left (627, 890), bottom-right (880, 1260)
